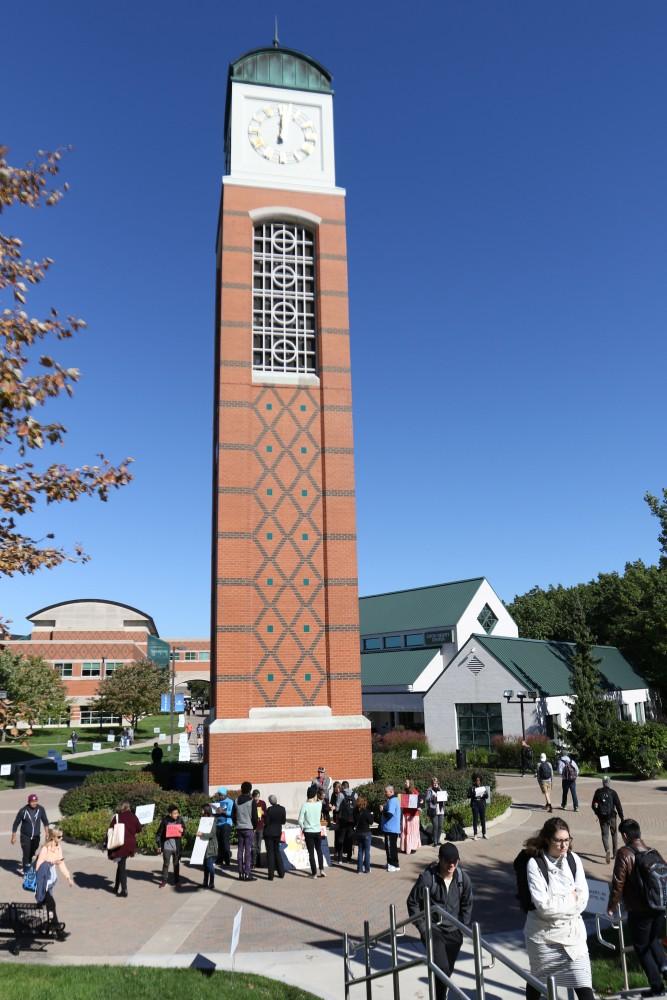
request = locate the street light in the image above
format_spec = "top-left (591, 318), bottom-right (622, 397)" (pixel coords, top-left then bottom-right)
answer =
top-left (169, 648), bottom-right (183, 759)
top-left (503, 688), bottom-right (538, 741)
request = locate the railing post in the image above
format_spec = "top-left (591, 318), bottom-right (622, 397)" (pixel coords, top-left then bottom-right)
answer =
top-left (343, 931), bottom-right (350, 1000)
top-left (616, 905), bottom-right (629, 993)
top-left (364, 919), bottom-right (372, 1000)
top-left (472, 921), bottom-right (485, 1000)
top-left (547, 974), bottom-right (558, 1000)
top-left (389, 904), bottom-right (401, 1000)
top-left (423, 885), bottom-right (436, 1000)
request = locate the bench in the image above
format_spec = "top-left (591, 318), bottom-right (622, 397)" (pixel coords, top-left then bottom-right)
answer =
top-left (0, 901), bottom-right (68, 955)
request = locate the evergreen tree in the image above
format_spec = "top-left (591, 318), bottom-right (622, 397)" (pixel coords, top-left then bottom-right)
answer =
top-left (566, 608), bottom-right (616, 761)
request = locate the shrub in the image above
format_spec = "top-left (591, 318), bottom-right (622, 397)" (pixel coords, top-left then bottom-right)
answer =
top-left (60, 809), bottom-right (201, 855)
top-left (356, 767), bottom-right (497, 819)
top-left (465, 747), bottom-right (490, 767)
top-left (372, 730), bottom-right (430, 755)
top-left (372, 753), bottom-right (487, 790)
top-left (491, 735), bottom-right (552, 769)
top-left (601, 720), bottom-right (667, 778)
top-left (60, 781), bottom-right (210, 818)
top-left (82, 770), bottom-right (157, 787)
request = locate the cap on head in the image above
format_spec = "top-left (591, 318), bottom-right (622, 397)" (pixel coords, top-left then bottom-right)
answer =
top-left (439, 843), bottom-right (459, 865)
top-left (28, 794), bottom-right (38, 803)
top-left (218, 786), bottom-right (227, 796)
top-left (540, 753), bottom-right (547, 762)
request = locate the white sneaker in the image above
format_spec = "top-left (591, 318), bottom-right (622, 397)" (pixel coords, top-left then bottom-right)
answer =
top-left (387, 864), bottom-right (396, 872)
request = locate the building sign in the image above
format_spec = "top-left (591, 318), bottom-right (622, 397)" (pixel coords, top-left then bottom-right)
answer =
top-left (425, 630), bottom-right (453, 646)
top-left (147, 635), bottom-right (170, 667)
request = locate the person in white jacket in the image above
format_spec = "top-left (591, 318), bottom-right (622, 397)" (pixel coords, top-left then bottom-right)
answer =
top-left (523, 817), bottom-right (593, 1000)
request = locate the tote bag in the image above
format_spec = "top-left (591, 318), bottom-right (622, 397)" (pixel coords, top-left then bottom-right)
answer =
top-left (107, 815), bottom-right (125, 850)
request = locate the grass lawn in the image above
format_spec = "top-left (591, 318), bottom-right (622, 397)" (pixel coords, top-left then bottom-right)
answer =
top-left (0, 967), bottom-right (318, 999)
top-left (589, 927), bottom-right (647, 994)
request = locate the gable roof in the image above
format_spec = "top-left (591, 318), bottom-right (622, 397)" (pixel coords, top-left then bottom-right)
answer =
top-left (359, 578), bottom-right (484, 635)
top-left (475, 634), bottom-right (647, 697)
top-left (362, 648), bottom-right (436, 688)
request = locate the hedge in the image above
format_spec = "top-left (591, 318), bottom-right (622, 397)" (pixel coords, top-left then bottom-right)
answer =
top-left (81, 770), bottom-right (158, 788)
top-left (60, 808), bottom-right (201, 856)
top-left (356, 767), bottom-right (497, 819)
top-left (60, 781), bottom-right (211, 818)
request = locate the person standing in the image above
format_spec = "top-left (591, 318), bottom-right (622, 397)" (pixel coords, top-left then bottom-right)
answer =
top-left (151, 741), bottom-right (163, 767)
top-left (406, 843), bottom-right (473, 1000)
top-left (252, 789), bottom-right (267, 868)
top-left (214, 786), bottom-right (234, 867)
top-left (197, 805), bottom-right (217, 890)
top-left (381, 784), bottom-right (401, 872)
top-left (264, 794), bottom-right (286, 881)
top-left (520, 740), bottom-right (534, 777)
top-left (298, 786), bottom-right (326, 878)
top-left (312, 766), bottom-right (333, 802)
top-left (11, 793), bottom-right (49, 876)
top-left (400, 777), bottom-right (422, 854)
top-left (156, 804), bottom-right (186, 888)
top-left (559, 755), bottom-right (579, 812)
top-left (233, 781), bottom-right (257, 881)
top-left (107, 801), bottom-right (142, 897)
top-left (70, 730), bottom-right (79, 753)
top-left (521, 817), bottom-right (593, 1000)
top-left (35, 828), bottom-right (73, 939)
top-left (608, 818), bottom-right (667, 996)
top-left (425, 777), bottom-right (446, 848)
top-left (337, 781), bottom-right (357, 863)
top-left (536, 754), bottom-right (554, 812)
top-left (353, 795), bottom-right (374, 874)
top-left (591, 777), bottom-right (624, 863)
top-left (468, 775), bottom-right (488, 840)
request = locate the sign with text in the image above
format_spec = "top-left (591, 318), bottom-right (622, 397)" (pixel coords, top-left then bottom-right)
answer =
top-left (0, 763), bottom-right (11, 776)
top-left (107, 733), bottom-right (115, 742)
top-left (147, 635), bottom-right (170, 668)
top-left (189, 816), bottom-right (214, 866)
top-left (425, 630), bottom-right (453, 646)
top-left (586, 878), bottom-right (610, 915)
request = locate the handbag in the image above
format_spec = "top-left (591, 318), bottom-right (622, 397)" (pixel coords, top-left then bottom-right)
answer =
top-left (22, 865), bottom-right (37, 892)
top-left (107, 815), bottom-right (125, 850)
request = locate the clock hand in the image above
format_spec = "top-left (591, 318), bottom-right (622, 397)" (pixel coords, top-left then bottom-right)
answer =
top-left (278, 104), bottom-right (291, 143)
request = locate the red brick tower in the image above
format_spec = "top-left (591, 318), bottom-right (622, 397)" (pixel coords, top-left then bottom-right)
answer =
top-left (208, 43), bottom-right (372, 804)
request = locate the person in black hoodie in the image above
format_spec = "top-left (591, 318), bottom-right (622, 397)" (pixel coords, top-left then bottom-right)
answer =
top-left (263, 794), bottom-right (287, 880)
top-left (353, 795), bottom-right (374, 874)
top-left (11, 793), bottom-right (49, 875)
top-left (468, 775), bottom-right (489, 840)
top-left (156, 804), bottom-right (186, 888)
top-left (407, 843), bottom-right (473, 1000)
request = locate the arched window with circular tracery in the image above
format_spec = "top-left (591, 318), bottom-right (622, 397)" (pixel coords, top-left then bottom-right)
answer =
top-left (252, 222), bottom-right (317, 375)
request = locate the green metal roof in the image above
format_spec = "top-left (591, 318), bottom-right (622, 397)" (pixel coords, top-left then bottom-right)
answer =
top-left (362, 648), bottom-right (437, 688)
top-left (230, 46), bottom-right (332, 94)
top-left (475, 635), bottom-right (647, 696)
top-left (359, 578), bottom-right (484, 635)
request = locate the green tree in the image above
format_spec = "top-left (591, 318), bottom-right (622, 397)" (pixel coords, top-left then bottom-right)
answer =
top-left (645, 488), bottom-right (667, 567)
top-left (4, 654), bottom-right (68, 727)
top-left (0, 146), bottom-right (132, 582)
top-left (94, 660), bottom-right (165, 729)
top-left (566, 610), bottom-right (616, 761)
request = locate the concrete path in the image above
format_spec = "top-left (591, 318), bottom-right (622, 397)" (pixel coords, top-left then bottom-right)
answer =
top-left (1, 772), bottom-right (661, 997)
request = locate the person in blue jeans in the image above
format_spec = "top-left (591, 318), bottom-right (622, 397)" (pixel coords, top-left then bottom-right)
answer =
top-left (380, 784), bottom-right (402, 871)
top-left (353, 795), bottom-right (374, 874)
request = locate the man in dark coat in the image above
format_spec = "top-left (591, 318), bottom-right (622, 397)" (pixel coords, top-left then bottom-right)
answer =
top-left (263, 794), bottom-right (287, 880)
top-left (591, 776), bottom-right (624, 863)
top-left (11, 794), bottom-right (50, 875)
top-left (407, 843), bottom-right (474, 1000)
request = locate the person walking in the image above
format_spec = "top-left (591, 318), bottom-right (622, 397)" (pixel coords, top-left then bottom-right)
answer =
top-left (264, 794), bottom-right (286, 881)
top-left (11, 793), bottom-right (49, 876)
top-left (407, 843), bottom-right (473, 1000)
top-left (591, 777), bottom-right (624, 863)
top-left (156, 804), bottom-right (186, 888)
top-left (536, 754), bottom-right (554, 812)
top-left (353, 795), bottom-right (374, 874)
top-left (381, 784), bottom-right (401, 872)
top-left (520, 740), bottom-right (534, 777)
top-left (214, 786), bottom-right (234, 867)
top-left (558, 755), bottom-right (579, 812)
top-left (252, 789), bottom-right (267, 868)
top-left (468, 775), bottom-right (488, 840)
top-left (608, 818), bottom-right (667, 996)
top-left (233, 781), bottom-right (257, 881)
top-left (197, 805), bottom-right (217, 890)
top-left (400, 777), bottom-right (422, 854)
top-left (520, 816), bottom-right (593, 1000)
top-left (151, 741), bottom-right (163, 767)
top-left (298, 785), bottom-right (326, 878)
top-left (425, 777), bottom-right (446, 848)
top-left (107, 801), bottom-right (142, 897)
top-left (35, 828), bottom-right (73, 939)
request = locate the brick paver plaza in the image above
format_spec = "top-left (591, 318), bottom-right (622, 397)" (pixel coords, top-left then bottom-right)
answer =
top-left (2, 773), bottom-right (667, 995)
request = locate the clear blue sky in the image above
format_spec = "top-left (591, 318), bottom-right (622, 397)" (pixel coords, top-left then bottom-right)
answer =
top-left (2, 1), bottom-right (666, 636)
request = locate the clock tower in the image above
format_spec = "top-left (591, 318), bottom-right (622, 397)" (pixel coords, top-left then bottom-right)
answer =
top-left (209, 43), bottom-right (372, 806)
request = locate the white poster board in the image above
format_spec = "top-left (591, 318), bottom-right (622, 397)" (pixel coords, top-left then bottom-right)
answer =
top-left (600, 755), bottom-right (610, 770)
top-left (66, 740), bottom-right (73, 749)
top-left (107, 733), bottom-right (115, 742)
top-left (411, 749), bottom-right (418, 760)
top-left (436, 790), bottom-right (448, 803)
top-left (135, 803), bottom-right (155, 825)
top-left (1, 763), bottom-right (11, 776)
top-left (178, 714), bottom-right (185, 727)
top-left (586, 878), bottom-right (610, 915)
top-left (159, 732), bottom-right (168, 742)
top-left (230, 906), bottom-right (243, 956)
top-left (92, 742), bottom-right (102, 751)
top-left (179, 748), bottom-right (190, 762)
top-left (153, 727), bottom-right (160, 734)
top-left (189, 816), bottom-right (215, 866)
top-left (281, 824), bottom-right (329, 870)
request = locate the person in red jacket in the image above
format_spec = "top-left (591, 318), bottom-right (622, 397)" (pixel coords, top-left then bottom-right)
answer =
top-left (107, 801), bottom-right (143, 897)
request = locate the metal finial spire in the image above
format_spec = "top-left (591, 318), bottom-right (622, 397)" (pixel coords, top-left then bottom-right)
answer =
top-left (273, 16), bottom-right (280, 48)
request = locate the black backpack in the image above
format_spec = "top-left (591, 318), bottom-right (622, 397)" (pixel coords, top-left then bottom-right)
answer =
top-left (596, 788), bottom-right (614, 819)
top-left (561, 762), bottom-right (576, 781)
top-left (513, 849), bottom-right (577, 912)
top-left (339, 793), bottom-right (355, 823)
top-left (631, 847), bottom-right (667, 912)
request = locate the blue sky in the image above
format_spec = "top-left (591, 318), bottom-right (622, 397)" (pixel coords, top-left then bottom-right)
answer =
top-left (2, 1), bottom-right (666, 636)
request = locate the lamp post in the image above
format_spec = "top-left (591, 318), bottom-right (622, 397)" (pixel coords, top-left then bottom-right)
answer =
top-left (169, 649), bottom-right (182, 759)
top-left (502, 689), bottom-right (538, 742)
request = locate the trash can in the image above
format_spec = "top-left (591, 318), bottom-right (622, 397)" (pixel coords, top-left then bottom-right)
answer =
top-left (455, 749), bottom-right (467, 770)
top-left (14, 766), bottom-right (26, 789)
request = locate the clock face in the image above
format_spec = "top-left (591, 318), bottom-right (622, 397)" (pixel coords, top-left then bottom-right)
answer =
top-left (248, 103), bottom-right (318, 165)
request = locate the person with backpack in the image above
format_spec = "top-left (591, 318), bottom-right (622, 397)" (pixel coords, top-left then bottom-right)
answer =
top-left (11, 793), bottom-right (50, 876)
top-left (558, 755), bottom-right (579, 811)
top-left (536, 754), bottom-right (554, 812)
top-left (233, 781), bottom-right (258, 882)
top-left (214, 786), bottom-right (234, 867)
top-left (608, 818), bottom-right (667, 996)
top-left (591, 777), bottom-right (624, 863)
top-left (514, 817), bottom-right (593, 1000)
top-left (406, 843), bottom-right (473, 1000)
top-left (336, 781), bottom-right (357, 863)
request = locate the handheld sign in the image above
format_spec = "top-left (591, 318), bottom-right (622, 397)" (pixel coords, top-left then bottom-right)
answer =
top-left (135, 803), bottom-right (155, 825)
top-left (189, 816), bottom-right (214, 866)
top-left (585, 878), bottom-right (610, 915)
top-left (153, 727), bottom-right (160, 734)
top-left (230, 907), bottom-right (243, 957)
top-left (436, 790), bottom-right (448, 803)
top-left (600, 755), bottom-right (610, 770)
top-left (66, 740), bottom-right (73, 749)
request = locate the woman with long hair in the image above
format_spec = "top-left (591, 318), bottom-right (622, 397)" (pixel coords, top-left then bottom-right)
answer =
top-left (522, 816), bottom-right (593, 1000)
top-left (108, 800), bottom-right (143, 897)
top-left (35, 827), bottom-right (74, 937)
top-left (400, 777), bottom-right (422, 854)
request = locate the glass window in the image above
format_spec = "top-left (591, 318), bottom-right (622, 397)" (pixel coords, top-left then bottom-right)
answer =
top-left (105, 662), bottom-right (122, 676)
top-left (184, 652), bottom-right (197, 662)
top-left (198, 651), bottom-right (210, 661)
top-left (383, 635), bottom-right (402, 650)
top-left (635, 702), bottom-right (645, 723)
top-left (477, 604), bottom-right (499, 634)
top-left (54, 662), bottom-right (73, 677)
top-left (81, 662), bottom-right (101, 677)
top-left (456, 703), bottom-right (503, 750)
top-left (362, 637), bottom-right (382, 651)
top-left (79, 709), bottom-right (121, 725)
top-left (45, 712), bottom-right (70, 725)
top-left (405, 633), bottom-right (425, 648)
top-left (252, 222), bottom-right (317, 375)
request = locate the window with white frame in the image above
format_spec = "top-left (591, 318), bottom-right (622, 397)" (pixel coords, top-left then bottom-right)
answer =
top-left (105, 661), bottom-right (123, 677)
top-left (79, 709), bottom-right (121, 725)
top-left (45, 712), bottom-right (70, 725)
top-left (54, 662), bottom-right (73, 677)
top-left (184, 652), bottom-right (197, 662)
top-left (198, 651), bottom-right (210, 661)
top-left (252, 222), bottom-right (316, 375)
top-left (81, 662), bottom-right (101, 678)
